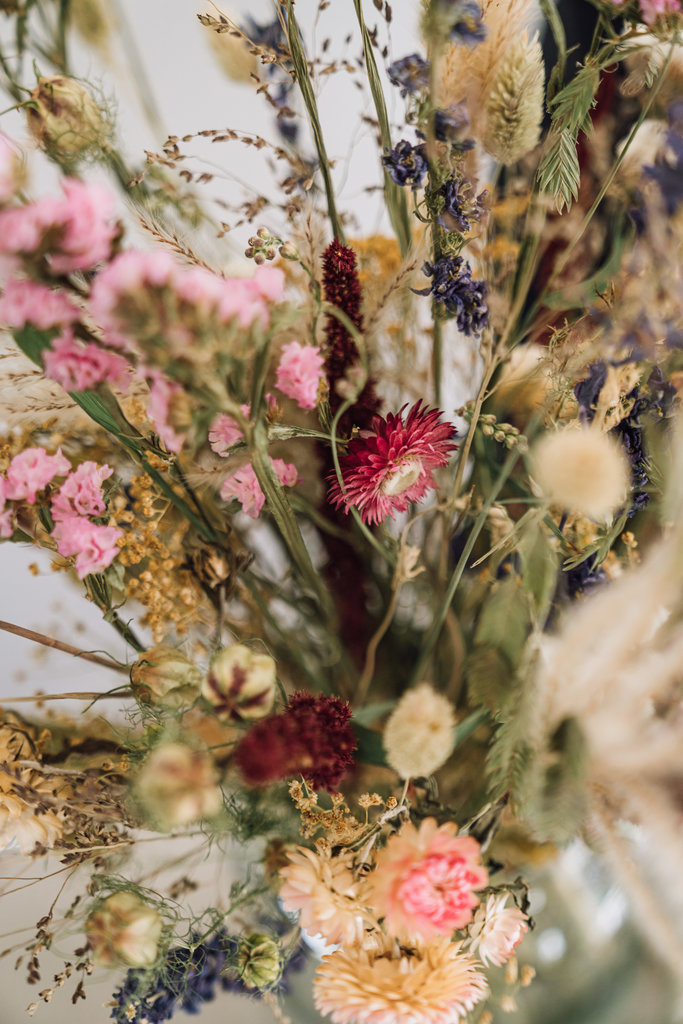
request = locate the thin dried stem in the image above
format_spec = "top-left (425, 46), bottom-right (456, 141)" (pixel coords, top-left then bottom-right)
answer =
top-left (0, 620), bottom-right (130, 674)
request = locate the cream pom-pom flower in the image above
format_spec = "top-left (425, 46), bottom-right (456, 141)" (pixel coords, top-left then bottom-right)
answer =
top-left (383, 683), bottom-right (456, 779)
top-left (314, 935), bottom-right (488, 1024)
top-left (531, 424), bottom-right (630, 521)
top-left (279, 846), bottom-right (375, 947)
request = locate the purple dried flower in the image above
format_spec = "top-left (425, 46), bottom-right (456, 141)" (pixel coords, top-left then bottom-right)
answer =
top-left (414, 256), bottom-right (489, 335)
top-left (387, 54), bottom-right (430, 96)
top-left (382, 140), bottom-right (428, 188)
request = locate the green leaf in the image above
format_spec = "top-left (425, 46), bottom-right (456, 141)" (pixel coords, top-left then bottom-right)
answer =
top-left (353, 700), bottom-right (397, 725)
top-left (473, 575), bottom-right (530, 669)
top-left (518, 517), bottom-right (559, 620)
top-left (352, 721), bottom-right (387, 767)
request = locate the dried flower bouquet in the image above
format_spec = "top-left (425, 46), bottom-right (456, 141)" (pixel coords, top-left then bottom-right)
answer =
top-left (0, 0), bottom-right (683, 1021)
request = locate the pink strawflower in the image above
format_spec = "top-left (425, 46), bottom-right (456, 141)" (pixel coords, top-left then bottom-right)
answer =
top-left (329, 401), bottom-right (458, 526)
top-left (208, 408), bottom-right (249, 456)
top-left (4, 447), bottom-right (71, 504)
top-left (468, 894), bottom-right (529, 967)
top-left (639, 0), bottom-right (682, 22)
top-left (50, 461), bottom-right (114, 522)
top-left (366, 818), bottom-right (488, 943)
top-left (0, 278), bottom-right (79, 330)
top-left (276, 340), bottom-right (325, 409)
top-left (220, 458), bottom-right (298, 518)
top-left (43, 331), bottom-right (130, 392)
top-left (147, 375), bottom-right (187, 454)
top-left (52, 516), bottom-right (123, 578)
top-left (48, 179), bottom-right (118, 273)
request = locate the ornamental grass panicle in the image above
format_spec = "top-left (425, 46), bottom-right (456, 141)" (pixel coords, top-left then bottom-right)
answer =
top-left (314, 935), bottom-right (488, 1024)
top-left (531, 424), bottom-right (630, 521)
top-left (234, 692), bottom-right (357, 791)
top-left (383, 682), bottom-right (457, 779)
top-left (329, 402), bottom-right (457, 526)
top-left (365, 818), bottom-right (488, 942)
top-left (481, 31), bottom-right (544, 165)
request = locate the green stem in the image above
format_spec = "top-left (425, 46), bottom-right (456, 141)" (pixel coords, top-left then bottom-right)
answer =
top-left (284, 0), bottom-right (344, 242)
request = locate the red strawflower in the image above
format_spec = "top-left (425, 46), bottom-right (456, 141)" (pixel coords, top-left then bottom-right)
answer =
top-left (234, 692), bottom-right (357, 791)
top-left (329, 401), bottom-right (458, 525)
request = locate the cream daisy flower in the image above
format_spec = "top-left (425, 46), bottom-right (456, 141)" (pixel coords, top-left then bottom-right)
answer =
top-left (279, 846), bottom-right (374, 947)
top-left (314, 935), bottom-right (488, 1024)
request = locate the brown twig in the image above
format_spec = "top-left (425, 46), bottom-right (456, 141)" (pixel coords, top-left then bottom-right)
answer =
top-left (0, 620), bottom-right (129, 674)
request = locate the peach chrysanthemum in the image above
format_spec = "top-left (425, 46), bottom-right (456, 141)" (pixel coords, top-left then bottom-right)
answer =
top-left (314, 935), bottom-right (488, 1024)
top-left (468, 893), bottom-right (528, 966)
top-left (279, 846), bottom-right (374, 947)
top-left (366, 818), bottom-right (488, 942)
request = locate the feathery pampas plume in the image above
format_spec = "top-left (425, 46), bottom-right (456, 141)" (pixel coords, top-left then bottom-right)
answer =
top-left (481, 31), bottom-right (544, 165)
top-left (436, 0), bottom-right (538, 141)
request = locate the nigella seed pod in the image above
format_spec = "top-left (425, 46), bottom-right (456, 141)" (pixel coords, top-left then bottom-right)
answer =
top-left (202, 644), bottom-right (276, 721)
top-left (135, 743), bottom-right (223, 830)
top-left (130, 645), bottom-right (203, 709)
top-left (86, 892), bottom-right (163, 968)
top-left (26, 76), bottom-right (111, 164)
top-left (236, 933), bottom-right (282, 989)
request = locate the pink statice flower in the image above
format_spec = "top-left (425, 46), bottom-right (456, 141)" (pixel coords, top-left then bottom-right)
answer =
top-left (220, 458), bottom-right (298, 518)
top-left (43, 331), bottom-right (130, 392)
top-left (0, 278), bottom-right (79, 330)
top-left (4, 447), bottom-right (71, 504)
top-left (468, 893), bottom-right (529, 967)
top-left (147, 375), bottom-right (187, 454)
top-left (250, 264), bottom-right (284, 303)
top-left (276, 340), bottom-right (325, 409)
top-left (639, 0), bottom-right (682, 22)
top-left (0, 203), bottom-right (51, 256)
top-left (366, 818), bottom-right (488, 943)
top-left (52, 517), bottom-right (123, 579)
top-left (48, 179), bottom-right (118, 274)
top-left (329, 401), bottom-right (458, 525)
top-left (50, 462), bottom-right (114, 522)
top-left (208, 407), bottom-right (249, 456)
top-left (0, 478), bottom-right (14, 538)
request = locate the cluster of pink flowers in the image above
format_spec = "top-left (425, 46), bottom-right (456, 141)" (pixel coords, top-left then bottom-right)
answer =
top-left (43, 331), bottom-right (130, 392)
top-left (0, 177), bottom-right (118, 275)
top-left (329, 401), bottom-right (458, 525)
top-left (220, 458), bottom-right (298, 518)
top-left (146, 374), bottom-right (187, 454)
top-left (275, 340), bottom-right (325, 409)
top-left (0, 278), bottom-right (79, 330)
top-left (90, 250), bottom-right (285, 354)
top-left (639, 0), bottom-right (681, 23)
top-left (0, 447), bottom-right (122, 578)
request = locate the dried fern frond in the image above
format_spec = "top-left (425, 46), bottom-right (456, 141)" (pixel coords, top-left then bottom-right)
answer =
top-left (481, 31), bottom-right (544, 165)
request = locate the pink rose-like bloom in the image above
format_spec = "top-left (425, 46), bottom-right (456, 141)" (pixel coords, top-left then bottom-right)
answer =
top-left (220, 458), bottom-right (298, 518)
top-left (43, 331), bottom-right (130, 392)
top-left (0, 278), bottom-right (79, 331)
top-left (50, 461), bottom-right (114, 522)
top-left (276, 340), bottom-right (325, 410)
top-left (48, 179), bottom-right (118, 274)
top-left (52, 516), bottom-right (123, 579)
top-left (147, 375), bottom-right (186, 454)
top-left (329, 401), bottom-right (458, 526)
top-left (4, 447), bottom-right (71, 504)
top-left (366, 818), bottom-right (488, 943)
top-left (639, 0), bottom-right (681, 22)
top-left (468, 893), bottom-right (529, 967)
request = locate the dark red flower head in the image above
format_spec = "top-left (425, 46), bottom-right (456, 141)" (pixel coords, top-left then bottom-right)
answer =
top-left (234, 692), bottom-right (357, 791)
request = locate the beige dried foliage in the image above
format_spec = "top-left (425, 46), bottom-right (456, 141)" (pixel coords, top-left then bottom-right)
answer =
top-left (437, 0), bottom-right (538, 138)
top-left (481, 31), bottom-right (544, 165)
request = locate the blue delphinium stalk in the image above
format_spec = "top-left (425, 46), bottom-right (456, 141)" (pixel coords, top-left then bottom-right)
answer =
top-left (414, 255), bottom-right (489, 335)
top-left (429, 0), bottom-right (487, 45)
top-left (430, 176), bottom-right (487, 233)
top-left (387, 54), bottom-right (431, 96)
top-left (382, 140), bottom-right (428, 188)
